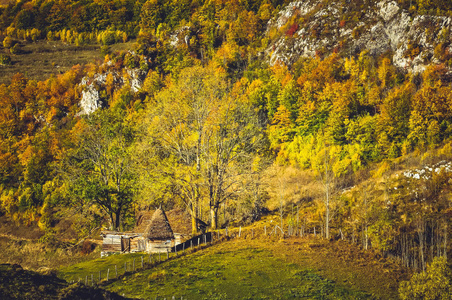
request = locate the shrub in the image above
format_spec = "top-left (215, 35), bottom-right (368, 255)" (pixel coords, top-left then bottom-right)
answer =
top-left (80, 240), bottom-right (96, 255)
top-left (10, 43), bottom-right (21, 54)
top-left (2, 36), bottom-right (13, 48)
top-left (0, 54), bottom-right (12, 65)
top-left (124, 54), bottom-right (139, 69)
top-left (101, 31), bottom-right (116, 45)
top-left (100, 45), bottom-right (111, 56)
top-left (286, 23), bottom-right (299, 37)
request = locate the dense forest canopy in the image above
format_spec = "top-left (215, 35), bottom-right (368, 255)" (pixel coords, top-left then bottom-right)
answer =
top-left (1, 0), bottom-right (452, 284)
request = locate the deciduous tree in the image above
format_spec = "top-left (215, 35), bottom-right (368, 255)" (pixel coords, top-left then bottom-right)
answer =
top-left (62, 110), bottom-right (135, 230)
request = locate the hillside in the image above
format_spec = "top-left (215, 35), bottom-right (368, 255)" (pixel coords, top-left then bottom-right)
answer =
top-left (1, 0), bottom-right (452, 298)
top-left (58, 235), bottom-right (410, 299)
top-left (266, 0), bottom-right (452, 73)
top-left (0, 263), bottom-right (128, 300)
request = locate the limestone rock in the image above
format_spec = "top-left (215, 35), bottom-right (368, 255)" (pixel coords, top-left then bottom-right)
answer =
top-left (266, 0), bottom-right (452, 73)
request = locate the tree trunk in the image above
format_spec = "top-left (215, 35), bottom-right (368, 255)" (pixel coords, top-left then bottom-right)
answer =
top-left (110, 213), bottom-right (115, 231)
top-left (191, 202), bottom-right (198, 235)
top-left (114, 212), bottom-right (121, 231)
top-left (210, 206), bottom-right (218, 230)
top-left (325, 182), bottom-right (330, 239)
top-left (323, 147), bottom-right (331, 240)
top-left (191, 214), bottom-right (197, 235)
top-left (417, 219), bottom-right (425, 272)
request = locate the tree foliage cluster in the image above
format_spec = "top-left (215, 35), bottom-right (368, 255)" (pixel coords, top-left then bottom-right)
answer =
top-left (0, 0), bottom-right (142, 35)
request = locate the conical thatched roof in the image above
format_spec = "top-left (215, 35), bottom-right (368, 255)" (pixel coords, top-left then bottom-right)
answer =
top-left (135, 211), bottom-right (153, 233)
top-left (144, 208), bottom-right (174, 240)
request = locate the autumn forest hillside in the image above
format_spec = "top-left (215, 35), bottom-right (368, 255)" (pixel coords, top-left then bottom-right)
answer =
top-left (1, 0), bottom-right (452, 298)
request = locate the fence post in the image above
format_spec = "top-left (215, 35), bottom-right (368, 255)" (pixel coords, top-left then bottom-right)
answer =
top-left (115, 265), bottom-right (117, 278)
top-left (99, 270), bottom-right (101, 282)
top-left (198, 237), bottom-right (200, 247)
top-left (239, 226), bottom-right (241, 238)
top-left (107, 268), bottom-right (109, 281)
top-left (141, 256), bottom-right (144, 268)
top-left (226, 227), bottom-right (228, 237)
top-left (252, 228), bottom-right (254, 239)
top-left (91, 274), bottom-right (94, 286)
top-left (124, 262), bottom-right (127, 273)
top-left (264, 225), bottom-right (266, 236)
top-left (190, 240), bottom-right (193, 249)
top-left (167, 249), bottom-right (169, 260)
top-left (85, 275), bottom-right (87, 285)
top-left (314, 227), bottom-right (316, 237)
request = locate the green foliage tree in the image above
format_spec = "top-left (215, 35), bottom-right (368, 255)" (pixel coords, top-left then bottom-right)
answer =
top-left (140, 0), bottom-right (165, 33)
top-left (62, 110), bottom-right (136, 231)
top-left (399, 256), bottom-right (452, 300)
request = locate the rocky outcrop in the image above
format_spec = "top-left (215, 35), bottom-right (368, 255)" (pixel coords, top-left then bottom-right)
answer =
top-left (78, 58), bottom-right (147, 115)
top-left (266, 0), bottom-right (452, 73)
top-left (126, 68), bottom-right (147, 93)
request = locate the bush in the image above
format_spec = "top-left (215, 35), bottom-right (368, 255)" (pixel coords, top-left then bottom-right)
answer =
top-left (399, 256), bottom-right (452, 300)
top-left (80, 240), bottom-right (96, 255)
top-left (10, 43), bottom-right (20, 54)
top-left (2, 36), bottom-right (13, 48)
top-left (101, 31), bottom-right (116, 45)
top-left (100, 45), bottom-right (111, 56)
top-left (124, 54), bottom-right (139, 69)
top-left (0, 54), bottom-right (12, 65)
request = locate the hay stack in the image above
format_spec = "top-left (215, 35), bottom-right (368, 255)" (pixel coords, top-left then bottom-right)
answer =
top-left (145, 208), bottom-right (174, 240)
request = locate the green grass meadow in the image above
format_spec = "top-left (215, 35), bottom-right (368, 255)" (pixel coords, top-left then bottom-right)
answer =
top-left (59, 241), bottom-right (372, 300)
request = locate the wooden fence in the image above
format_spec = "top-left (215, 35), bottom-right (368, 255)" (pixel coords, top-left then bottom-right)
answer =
top-left (66, 224), bottom-right (334, 290)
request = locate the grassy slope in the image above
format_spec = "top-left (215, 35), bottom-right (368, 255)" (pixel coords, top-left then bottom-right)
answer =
top-left (0, 40), bottom-right (134, 85)
top-left (0, 235), bottom-right (102, 270)
top-left (0, 213), bottom-right (103, 270)
top-left (59, 237), bottom-right (409, 299)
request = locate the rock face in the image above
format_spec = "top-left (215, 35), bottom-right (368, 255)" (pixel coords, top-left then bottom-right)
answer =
top-left (127, 68), bottom-right (147, 93)
top-left (266, 0), bottom-right (452, 73)
top-left (80, 86), bottom-right (100, 115)
top-left (78, 59), bottom-right (147, 115)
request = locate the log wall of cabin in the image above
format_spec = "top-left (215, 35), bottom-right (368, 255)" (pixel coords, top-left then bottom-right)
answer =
top-left (102, 234), bottom-right (123, 252)
top-left (146, 239), bottom-right (174, 253)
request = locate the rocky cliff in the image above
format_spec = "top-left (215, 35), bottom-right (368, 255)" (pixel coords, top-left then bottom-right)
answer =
top-left (266, 0), bottom-right (452, 73)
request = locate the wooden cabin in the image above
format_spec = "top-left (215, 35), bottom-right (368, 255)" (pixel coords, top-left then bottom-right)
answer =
top-left (143, 208), bottom-right (175, 253)
top-left (100, 232), bottom-right (143, 253)
top-left (101, 208), bottom-right (187, 257)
